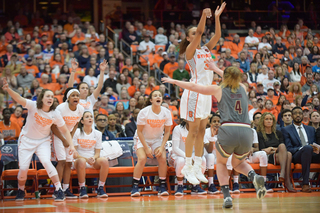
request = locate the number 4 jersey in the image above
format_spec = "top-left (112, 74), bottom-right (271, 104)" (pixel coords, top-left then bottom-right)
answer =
top-left (217, 86), bottom-right (250, 125)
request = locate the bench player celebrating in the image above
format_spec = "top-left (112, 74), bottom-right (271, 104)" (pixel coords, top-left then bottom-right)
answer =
top-left (131, 90), bottom-right (172, 197)
top-left (2, 79), bottom-right (76, 202)
top-left (52, 87), bottom-right (84, 198)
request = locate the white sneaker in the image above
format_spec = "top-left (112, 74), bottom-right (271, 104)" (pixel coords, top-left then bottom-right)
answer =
top-left (181, 165), bottom-right (200, 185)
top-left (223, 197), bottom-right (233, 208)
top-left (253, 174), bottom-right (267, 200)
top-left (193, 165), bottom-right (208, 183)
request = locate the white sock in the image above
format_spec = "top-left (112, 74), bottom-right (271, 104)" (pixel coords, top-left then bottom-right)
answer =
top-left (185, 157), bottom-right (192, 166)
top-left (18, 184), bottom-right (25, 191)
top-left (233, 176), bottom-right (239, 184)
top-left (62, 184), bottom-right (69, 191)
top-left (159, 177), bottom-right (166, 180)
top-left (79, 182), bottom-right (85, 187)
top-left (98, 180), bottom-right (105, 187)
top-left (263, 176), bottom-right (267, 182)
top-left (54, 182), bottom-right (62, 191)
top-left (194, 156), bottom-right (202, 167)
top-left (208, 177), bottom-right (214, 185)
top-left (177, 180), bottom-right (183, 186)
top-left (133, 177), bottom-right (140, 181)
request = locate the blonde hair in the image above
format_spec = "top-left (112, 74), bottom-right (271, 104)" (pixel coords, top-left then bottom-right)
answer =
top-left (220, 66), bottom-right (242, 93)
top-left (256, 112), bottom-right (278, 141)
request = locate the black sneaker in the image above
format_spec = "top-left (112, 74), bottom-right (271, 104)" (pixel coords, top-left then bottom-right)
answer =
top-left (15, 189), bottom-right (25, 201)
top-left (64, 188), bottom-right (78, 199)
top-left (158, 185), bottom-right (169, 196)
top-left (54, 189), bottom-right (65, 202)
top-left (97, 186), bottom-right (108, 198)
top-left (79, 186), bottom-right (88, 199)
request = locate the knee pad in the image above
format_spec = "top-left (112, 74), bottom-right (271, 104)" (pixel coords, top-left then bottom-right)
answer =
top-left (206, 153), bottom-right (215, 170)
top-left (42, 160), bottom-right (58, 178)
top-left (258, 151), bottom-right (268, 167)
top-left (17, 169), bottom-right (28, 181)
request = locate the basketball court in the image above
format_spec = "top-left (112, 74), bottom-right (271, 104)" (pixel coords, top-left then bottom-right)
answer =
top-left (0, 192), bottom-right (319, 213)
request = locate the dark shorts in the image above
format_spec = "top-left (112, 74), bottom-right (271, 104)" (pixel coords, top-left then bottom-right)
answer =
top-left (216, 124), bottom-right (253, 160)
top-left (268, 153), bottom-right (277, 165)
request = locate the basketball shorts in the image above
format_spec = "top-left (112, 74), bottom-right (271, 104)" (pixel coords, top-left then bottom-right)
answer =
top-left (53, 135), bottom-right (74, 162)
top-left (216, 124), bottom-right (253, 160)
top-left (180, 89), bottom-right (212, 122)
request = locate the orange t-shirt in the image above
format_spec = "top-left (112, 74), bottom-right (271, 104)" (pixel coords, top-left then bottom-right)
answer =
top-left (10, 115), bottom-right (24, 128)
top-left (265, 95), bottom-right (279, 106)
top-left (64, 23), bottom-right (74, 34)
top-left (49, 61), bottom-right (64, 69)
top-left (128, 86), bottom-right (139, 97)
top-left (261, 108), bottom-right (279, 119)
top-left (154, 54), bottom-right (164, 68)
top-left (145, 85), bottom-right (160, 96)
top-left (121, 65), bottom-right (133, 73)
top-left (0, 121), bottom-right (21, 140)
top-left (25, 65), bottom-right (40, 77)
top-left (98, 107), bottom-right (109, 116)
top-left (144, 25), bottom-right (157, 39)
top-left (71, 35), bottom-right (86, 44)
top-left (253, 32), bottom-right (264, 38)
top-left (163, 62), bottom-right (178, 78)
top-left (40, 83), bottom-right (60, 92)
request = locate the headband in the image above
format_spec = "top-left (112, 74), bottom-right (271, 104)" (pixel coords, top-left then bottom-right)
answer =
top-left (66, 89), bottom-right (80, 101)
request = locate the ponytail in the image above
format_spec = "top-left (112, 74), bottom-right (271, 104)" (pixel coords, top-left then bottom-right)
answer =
top-left (179, 38), bottom-right (190, 55)
top-left (179, 26), bottom-right (194, 55)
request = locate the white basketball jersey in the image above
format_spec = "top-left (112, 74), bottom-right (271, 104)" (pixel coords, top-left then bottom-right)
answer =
top-left (171, 125), bottom-right (188, 154)
top-left (186, 46), bottom-right (213, 86)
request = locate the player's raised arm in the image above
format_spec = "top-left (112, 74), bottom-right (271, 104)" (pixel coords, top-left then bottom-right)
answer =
top-left (2, 78), bottom-right (26, 107)
top-left (205, 2), bottom-right (226, 50)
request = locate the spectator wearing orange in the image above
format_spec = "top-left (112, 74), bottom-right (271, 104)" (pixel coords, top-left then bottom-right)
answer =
top-left (39, 73), bottom-right (59, 91)
top-left (300, 64), bottom-right (312, 86)
top-left (153, 47), bottom-right (165, 69)
top-left (71, 28), bottom-right (86, 45)
top-left (0, 108), bottom-right (21, 141)
top-left (289, 47), bottom-right (303, 67)
top-left (301, 106), bottom-right (310, 125)
top-left (163, 53), bottom-right (178, 78)
top-left (163, 94), bottom-right (178, 119)
top-left (293, 24), bottom-right (304, 42)
top-left (145, 76), bottom-right (159, 96)
top-left (10, 106), bottom-right (24, 128)
top-left (121, 57), bottom-right (133, 73)
top-left (230, 34), bottom-right (243, 54)
top-left (49, 53), bottom-right (64, 70)
top-left (4, 26), bottom-right (20, 43)
top-left (85, 25), bottom-right (100, 42)
top-left (278, 24), bottom-right (291, 40)
top-left (265, 88), bottom-right (279, 105)
top-left (261, 99), bottom-right (279, 118)
top-left (64, 16), bottom-right (74, 34)
top-left (288, 46), bottom-right (296, 60)
top-left (275, 95), bottom-right (287, 112)
top-left (287, 82), bottom-right (302, 102)
top-left (144, 18), bottom-right (157, 39)
top-left (253, 26), bottom-right (264, 39)
top-left (128, 77), bottom-right (141, 97)
top-left (0, 35), bottom-right (7, 55)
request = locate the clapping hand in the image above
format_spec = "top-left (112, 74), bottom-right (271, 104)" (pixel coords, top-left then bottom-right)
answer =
top-left (2, 78), bottom-right (9, 91)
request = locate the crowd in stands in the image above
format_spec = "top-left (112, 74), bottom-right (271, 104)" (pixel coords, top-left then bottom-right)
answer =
top-left (0, 4), bottom-right (320, 196)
